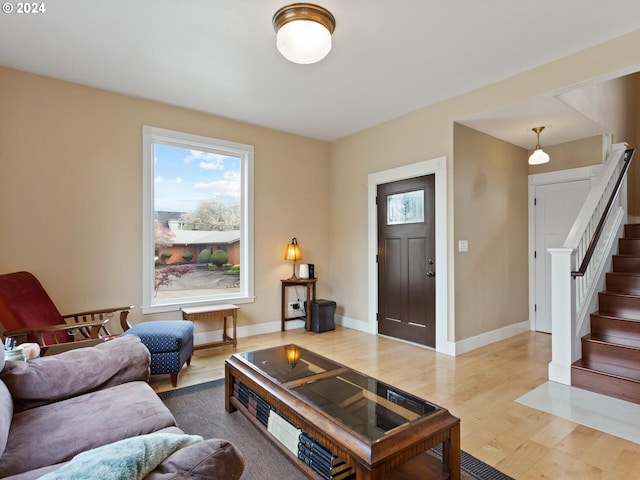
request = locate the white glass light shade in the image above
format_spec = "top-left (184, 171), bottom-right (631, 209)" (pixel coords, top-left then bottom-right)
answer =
top-left (276, 19), bottom-right (332, 64)
top-left (528, 148), bottom-right (550, 165)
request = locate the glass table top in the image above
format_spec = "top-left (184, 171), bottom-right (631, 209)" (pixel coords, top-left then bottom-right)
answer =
top-left (291, 370), bottom-right (438, 440)
top-left (237, 345), bottom-right (439, 441)
top-left (238, 345), bottom-right (343, 383)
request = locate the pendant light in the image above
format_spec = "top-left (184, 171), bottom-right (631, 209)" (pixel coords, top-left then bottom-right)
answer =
top-left (273, 3), bottom-right (336, 64)
top-left (528, 126), bottom-right (550, 165)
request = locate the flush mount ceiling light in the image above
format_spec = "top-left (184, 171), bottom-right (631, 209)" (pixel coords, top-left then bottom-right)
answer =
top-left (272, 3), bottom-right (336, 64)
top-left (528, 126), bottom-right (550, 165)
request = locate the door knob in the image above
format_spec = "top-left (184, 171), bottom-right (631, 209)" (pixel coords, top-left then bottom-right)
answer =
top-left (427, 259), bottom-right (435, 276)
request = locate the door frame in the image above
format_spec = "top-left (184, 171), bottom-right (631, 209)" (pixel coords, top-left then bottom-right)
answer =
top-left (368, 156), bottom-right (454, 354)
top-left (528, 164), bottom-right (601, 331)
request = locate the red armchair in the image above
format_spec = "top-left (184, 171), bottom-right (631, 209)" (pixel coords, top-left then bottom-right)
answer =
top-left (0, 271), bottom-right (132, 348)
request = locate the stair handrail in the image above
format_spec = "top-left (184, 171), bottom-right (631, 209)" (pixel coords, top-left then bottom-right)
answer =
top-left (548, 143), bottom-right (633, 386)
top-left (571, 147), bottom-right (635, 278)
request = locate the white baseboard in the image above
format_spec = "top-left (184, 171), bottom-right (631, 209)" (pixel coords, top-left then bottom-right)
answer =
top-left (452, 321), bottom-right (530, 355)
top-left (193, 314), bottom-right (375, 347)
top-left (194, 318), bottom-right (530, 357)
top-left (338, 316), bottom-right (528, 356)
top-left (335, 314), bottom-right (376, 334)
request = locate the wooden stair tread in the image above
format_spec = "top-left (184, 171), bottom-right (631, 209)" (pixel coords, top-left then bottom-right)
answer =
top-left (577, 223), bottom-right (640, 403)
top-left (606, 271), bottom-right (640, 278)
top-left (584, 333), bottom-right (640, 349)
top-left (572, 358), bottom-right (640, 381)
top-left (592, 312), bottom-right (640, 321)
top-left (600, 291), bottom-right (640, 298)
top-left (594, 312), bottom-right (640, 322)
top-left (623, 224), bottom-right (640, 239)
top-left (611, 255), bottom-right (640, 273)
top-left (596, 292), bottom-right (640, 319)
top-left (604, 272), bottom-right (640, 294)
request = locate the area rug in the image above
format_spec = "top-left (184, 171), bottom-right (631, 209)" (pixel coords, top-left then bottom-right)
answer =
top-left (159, 379), bottom-right (513, 480)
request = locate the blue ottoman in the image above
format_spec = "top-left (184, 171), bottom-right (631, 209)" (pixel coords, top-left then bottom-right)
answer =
top-left (123, 320), bottom-right (194, 387)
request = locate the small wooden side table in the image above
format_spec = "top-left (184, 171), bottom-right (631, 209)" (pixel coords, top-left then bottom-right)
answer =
top-left (281, 278), bottom-right (317, 331)
top-left (181, 304), bottom-right (238, 350)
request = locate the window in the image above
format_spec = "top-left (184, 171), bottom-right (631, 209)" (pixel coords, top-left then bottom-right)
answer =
top-left (142, 126), bottom-right (254, 313)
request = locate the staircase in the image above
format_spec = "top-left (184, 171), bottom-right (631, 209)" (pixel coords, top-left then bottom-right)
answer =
top-left (571, 223), bottom-right (640, 404)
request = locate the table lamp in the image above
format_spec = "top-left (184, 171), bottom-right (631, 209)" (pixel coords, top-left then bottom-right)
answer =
top-left (284, 237), bottom-right (301, 280)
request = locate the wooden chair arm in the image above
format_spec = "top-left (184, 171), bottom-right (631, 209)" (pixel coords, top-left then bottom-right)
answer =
top-left (62, 305), bottom-right (133, 333)
top-left (3, 319), bottom-right (109, 346)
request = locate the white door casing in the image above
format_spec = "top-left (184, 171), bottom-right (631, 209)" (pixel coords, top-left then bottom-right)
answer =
top-left (368, 157), bottom-right (453, 354)
top-left (528, 165), bottom-right (600, 333)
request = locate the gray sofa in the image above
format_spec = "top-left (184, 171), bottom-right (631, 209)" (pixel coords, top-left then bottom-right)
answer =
top-left (0, 335), bottom-right (244, 479)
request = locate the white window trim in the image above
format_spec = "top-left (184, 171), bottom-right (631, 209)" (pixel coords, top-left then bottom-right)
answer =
top-left (142, 125), bottom-right (255, 314)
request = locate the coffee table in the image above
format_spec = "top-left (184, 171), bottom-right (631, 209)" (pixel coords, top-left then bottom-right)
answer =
top-left (225, 345), bottom-right (460, 479)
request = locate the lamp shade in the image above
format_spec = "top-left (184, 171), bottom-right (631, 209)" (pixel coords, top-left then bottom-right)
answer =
top-left (528, 126), bottom-right (550, 165)
top-left (284, 238), bottom-right (301, 260)
top-left (273, 4), bottom-right (336, 65)
top-left (277, 20), bottom-right (332, 64)
top-left (528, 148), bottom-right (550, 165)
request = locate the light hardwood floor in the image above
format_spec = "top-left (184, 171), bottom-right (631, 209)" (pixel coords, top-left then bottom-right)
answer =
top-left (150, 326), bottom-right (640, 479)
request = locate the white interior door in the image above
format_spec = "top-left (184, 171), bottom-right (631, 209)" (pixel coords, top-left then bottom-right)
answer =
top-left (534, 179), bottom-right (591, 333)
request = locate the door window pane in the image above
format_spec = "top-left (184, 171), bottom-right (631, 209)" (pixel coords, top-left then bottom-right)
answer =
top-left (387, 190), bottom-right (424, 225)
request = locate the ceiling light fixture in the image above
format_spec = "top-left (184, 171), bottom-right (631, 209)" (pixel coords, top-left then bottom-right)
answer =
top-left (528, 126), bottom-right (550, 165)
top-left (272, 3), bottom-right (336, 64)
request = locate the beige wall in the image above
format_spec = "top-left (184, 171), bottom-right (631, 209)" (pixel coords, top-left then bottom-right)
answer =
top-left (2, 29), bottom-right (640, 346)
top-left (0, 67), bottom-right (330, 333)
top-left (557, 74), bottom-right (637, 145)
top-left (554, 72), bottom-right (639, 213)
top-left (453, 124), bottom-right (529, 338)
top-left (456, 131), bottom-right (607, 340)
top-left (328, 105), bottom-right (452, 325)
top-left (329, 30), bottom-right (640, 342)
top-left (528, 135), bottom-right (604, 175)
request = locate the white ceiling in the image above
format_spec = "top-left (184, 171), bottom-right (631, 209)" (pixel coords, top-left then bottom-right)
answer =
top-left (459, 94), bottom-right (608, 149)
top-left (1, 1), bottom-right (640, 146)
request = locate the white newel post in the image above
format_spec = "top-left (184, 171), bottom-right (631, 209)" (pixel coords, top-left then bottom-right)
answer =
top-left (548, 247), bottom-right (576, 385)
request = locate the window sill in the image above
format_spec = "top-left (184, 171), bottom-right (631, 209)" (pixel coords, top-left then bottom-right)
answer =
top-left (142, 295), bottom-right (255, 315)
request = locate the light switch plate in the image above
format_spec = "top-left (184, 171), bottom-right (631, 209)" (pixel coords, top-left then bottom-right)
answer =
top-left (458, 240), bottom-right (469, 252)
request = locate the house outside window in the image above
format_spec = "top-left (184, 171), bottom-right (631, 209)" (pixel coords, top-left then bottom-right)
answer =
top-left (142, 126), bottom-right (254, 313)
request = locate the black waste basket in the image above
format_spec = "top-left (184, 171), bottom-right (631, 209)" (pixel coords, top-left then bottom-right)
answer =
top-left (305, 299), bottom-right (336, 332)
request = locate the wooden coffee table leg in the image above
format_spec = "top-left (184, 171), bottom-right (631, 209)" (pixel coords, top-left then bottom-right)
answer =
top-left (443, 423), bottom-right (461, 480)
top-left (224, 364), bottom-right (236, 413)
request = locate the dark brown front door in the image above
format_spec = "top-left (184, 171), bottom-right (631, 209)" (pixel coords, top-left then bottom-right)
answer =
top-left (377, 175), bottom-right (435, 347)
